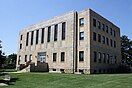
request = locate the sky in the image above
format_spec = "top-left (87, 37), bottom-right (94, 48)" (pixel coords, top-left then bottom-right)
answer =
top-left (0, 0), bottom-right (132, 55)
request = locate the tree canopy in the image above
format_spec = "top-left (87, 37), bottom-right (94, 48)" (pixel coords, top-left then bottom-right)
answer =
top-left (121, 35), bottom-right (132, 66)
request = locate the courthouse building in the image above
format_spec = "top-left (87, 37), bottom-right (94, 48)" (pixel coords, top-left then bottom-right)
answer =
top-left (16, 9), bottom-right (121, 74)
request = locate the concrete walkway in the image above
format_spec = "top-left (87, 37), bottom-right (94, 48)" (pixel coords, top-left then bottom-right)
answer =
top-left (0, 83), bottom-right (8, 86)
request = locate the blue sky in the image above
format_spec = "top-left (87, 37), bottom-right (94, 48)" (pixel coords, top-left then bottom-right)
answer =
top-left (0, 0), bottom-right (132, 55)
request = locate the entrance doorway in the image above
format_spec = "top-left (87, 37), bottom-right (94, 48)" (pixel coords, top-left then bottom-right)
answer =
top-left (37, 52), bottom-right (46, 63)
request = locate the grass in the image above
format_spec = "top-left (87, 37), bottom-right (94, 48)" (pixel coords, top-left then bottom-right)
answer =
top-left (0, 69), bottom-right (16, 72)
top-left (0, 73), bottom-right (132, 88)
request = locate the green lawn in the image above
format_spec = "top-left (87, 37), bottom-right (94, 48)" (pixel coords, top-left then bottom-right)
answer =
top-left (0, 69), bottom-right (16, 72)
top-left (0, 73), bottom-right (132, 88)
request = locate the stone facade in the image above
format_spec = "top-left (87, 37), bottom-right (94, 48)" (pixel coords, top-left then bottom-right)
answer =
top-left (16, 9), bottom-right (121, 74)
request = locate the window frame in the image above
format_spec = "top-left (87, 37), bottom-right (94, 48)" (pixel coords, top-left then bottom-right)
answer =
top-left (79, 18), bottom-right (84, 27)
top-left (54, 24), bottom-right (58, 41)
top-left (93, 18), bottom-right (96, 27)
top-left (93, 32), bottom-right (96, 41)
top-left (36, 30), bottom-right (39, 44)
top-left (79, 51), bottom-right (84, 62)
top-left (62, 22), bottom-right (66, 40)
top-left (61, 52), bottom-right (65, 62)
top-left (47, 26), bottom-right (51, 42)
top-left (53, 53), bottom-right (57, 62)
top-left (80, 32), bottom-right (84, 40)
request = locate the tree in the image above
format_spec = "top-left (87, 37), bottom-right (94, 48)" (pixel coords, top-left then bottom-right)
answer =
top-left (6, 53), bottom-right (17, 65)
top-left (121, 35), bottom-right (132, 66)
top-left (0, 40), bottom-right (6, 68)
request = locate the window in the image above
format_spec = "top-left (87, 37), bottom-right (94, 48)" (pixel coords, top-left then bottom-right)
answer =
top-left (80, 32), bottom-right (84, 40)
top-left (97, 21), bottom-right (101, 29)
top-left (98, 52), bottom-right (101, 63)
top-left (110, 39), bottom-right (113, 47)
top-left (93, 32), bottom-right (96, 41)
top-left (79, 18), bottom-right (84, 27)
top-left (25, 55), bottom-right (27, 62)
top-left (98, 34), bottom-right (101, 42)
top-left (103, 53), bottom-right (106, 63)
top-left (94, 51), bottom-right (97, 62)
top-left (61, 52), bottom-right (65, 62)
top-left (20, 35), bottom-right (23, 40)
top-left (93, 18), bottom-right (96, 27)
top-left (53, 53), bottom-right (57, 62)
top-left (20, 44), bottom-right (22, 49)
top-left (106, 25), bottom-right (108, 33)
top-left (106, 37), bottom-right (109, 45)
top-left (102, 36), bottom-right (105, 44)
top-left (29, 54), bottom-right (32, 61)
top-left (18, 55), bottom-right (21, 65)
top-left (62, 22), bottom-right (66, 40)
top-left (79, 51), bottom-right (84, 61)
top-left (26, 32), bottom-right (29, 46)
top-left (41, 28), bottom-right (44, 43)
top-left (53, 69), bottom-right (56, 71)
top-left (31, 31), bottom-right (34, 45)
top-left (110, 28), bottom-right (112, 35)
top-left (113, 30), bottom-right (116, 37)
top-left (114, 41), bottom-right (116, 48)
top-left (54, 24), bottom-right (58, 41)
top-left (36, 30), bottom-right (39, 44)
top-left (115, 56), bottom-right (117, 64)
top-left (107, 54), bottom-right (109, 63)
top-left (102, 23), bottom-right (105, 31)
top-left (47, 26), bottom-right (51, 42)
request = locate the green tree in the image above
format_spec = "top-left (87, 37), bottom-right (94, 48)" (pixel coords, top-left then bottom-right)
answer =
top-left (6, 53), bottom-right (17, 65)
top-left (121, 35), bottom-right (132, 66)
top-left (0, 40), bottom-right (6, 68)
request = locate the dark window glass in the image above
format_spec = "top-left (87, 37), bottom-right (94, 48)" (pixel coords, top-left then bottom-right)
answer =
top-left (93, 32), bottom-right (96, 41)
top-left (79, 18), bottom-right (84, 27)
top-left (114, 41), bottom-right (116, 48)
top-left (103, 53), bottom-right (106, 63)
top-left (110, 28), bottom-right (112, 35)
top-left (107, 54), bottom-right (109, 63)
top-left (62, 22), bottom-right (66, 40)
top-left (115, 56), bottom-right (117, 64)
top-left (93, 18), bottom-right (96, 27)
top-left (98, 52), bottom-right (101, 63)
top-left (102, 36), bottom-right (105, 44)
top-left (98, 21), bottom-right (101, 29)
top-left (29, 54), bottom-right (32, 61)
top-left (20, 35), bottom-right (23, 40)
top-left (18, 56), bottom-right (21, 65)
top-left (61, 52), bottom-right (65, 62)
top-left (31, 31), bottom-right (34, 45)
top-left (41, 28), bottom-right (44, 43)
top-left (80, 32), bottom-right (84, 40)
top-left (106, 25), bottom-right (109, 33)
top-left (110, 39), bottom-right (113, 47)
top-left (36, 30), bottom-right (39, 44)
top-left (54, 24), bottom-right (58, 41)
top-left (102, 23), bottom-right (105, 31)
top-left (47, 26), bottom-right (51, 42)
top-left (98, 34), bottom-right (101, 42)
top-left (94, 51), bottom-right (97, 62)
top-left (20, 44), bottom-right (22, 49)
top-left (26, 32), bottom-right (29, 46)
top-left (53, 53), bottom-right (57, 62)
top-left (106, 37), bottom-right (109, 45)
top-left (79, 51), bottom-right (84, 61)
top-left (25, 55), bottom-right (27, 62)
top-left (113, 30), bottom-right (116, 37)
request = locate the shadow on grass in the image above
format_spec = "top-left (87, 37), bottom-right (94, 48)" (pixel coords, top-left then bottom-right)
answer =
top-left (0, 77), bottom-right (19, 85)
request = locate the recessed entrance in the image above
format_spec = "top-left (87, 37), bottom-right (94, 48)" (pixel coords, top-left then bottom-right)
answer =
top-left (37, 52), bottom-right (46, 63)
